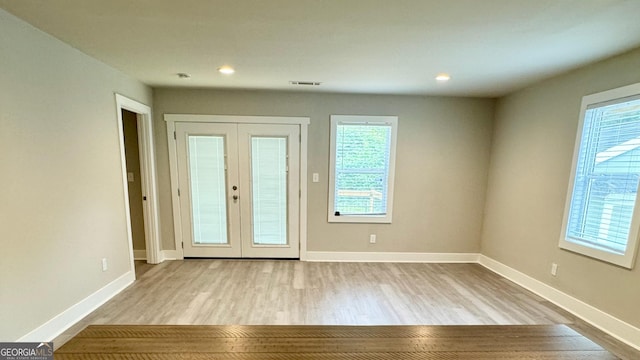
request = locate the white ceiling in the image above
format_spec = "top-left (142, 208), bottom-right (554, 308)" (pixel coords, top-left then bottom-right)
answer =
top-left (2, 0), bottom-right (640, 97)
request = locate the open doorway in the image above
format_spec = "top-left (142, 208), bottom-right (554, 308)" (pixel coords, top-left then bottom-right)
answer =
top-left (122, 110), bottom-right (147, 264)
top-left (116, 94), bottom-right (161, 275)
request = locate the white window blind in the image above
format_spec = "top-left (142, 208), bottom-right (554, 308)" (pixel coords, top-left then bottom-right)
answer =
top-left (251, 137), bottom-right (288, 245)
top-left (561, 83), bottom-right (640, 268)
top-left (329, 115), bottom-right (398, 223)
top-left (188, 136), bottom-right (228, 244)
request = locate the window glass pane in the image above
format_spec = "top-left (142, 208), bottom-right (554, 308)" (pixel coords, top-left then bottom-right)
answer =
top-left (566, 97), bottom-right (640, 253)
top-left (188, 136), bottom-right (228, 244)
top-left (251, 137), bottom-right (288, 245)
top-left (334, 124), bottom-right (392, 215)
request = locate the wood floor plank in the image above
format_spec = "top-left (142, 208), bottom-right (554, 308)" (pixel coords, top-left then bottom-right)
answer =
top-left (53, 351), bottom-right (619, 360)
top-left (52, 261), bottom-right (638, 359)
top-left (56, 324), bottom-right (618, 359)
top-left (56, 337), bottom-right (605, 353)
top-left (68, 261), bottom-right (574, 327)
top-left (73, 324), bottom-right (581, 339)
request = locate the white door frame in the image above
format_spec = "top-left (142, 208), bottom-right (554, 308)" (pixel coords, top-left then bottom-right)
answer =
top-left (116, 94), bottom-right (162, 265)
top-left (165, 114), bottom-right (310, 260)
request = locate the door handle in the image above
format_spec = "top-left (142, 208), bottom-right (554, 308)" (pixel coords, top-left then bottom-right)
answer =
top-left (233, 195), bottom-right (239, 200)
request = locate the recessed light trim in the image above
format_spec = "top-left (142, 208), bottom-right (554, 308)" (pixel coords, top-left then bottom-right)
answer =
top-left (435, 73), bottom-right (451, 82)
top-left (218, 66), bottom-right (235, 75)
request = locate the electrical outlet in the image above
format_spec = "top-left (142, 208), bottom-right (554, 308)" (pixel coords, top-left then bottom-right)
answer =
top-left (102, 258), bottom-right (108, 272)
top-left (551, 263), bottom-right (558, 276)
top-left (312, 173), bottom-right (319, 183)
top-left (369, 234), bottom-right (376, 244)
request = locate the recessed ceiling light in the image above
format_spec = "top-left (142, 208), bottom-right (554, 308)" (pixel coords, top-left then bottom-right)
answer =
top-left (435, 73), bottom-right (451, 82)
top-left (218, 66), bottom-right (235, 75)
top-left (177, 73), bottom-right (191, 79)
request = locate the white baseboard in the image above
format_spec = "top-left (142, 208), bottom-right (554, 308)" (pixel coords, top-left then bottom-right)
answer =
top-left (17, 270), bottom-right (135, 342)
top-left (161, 250), bottom-right (181, 261)
top-left (478, 255), bottom-right (640, 351)
top-left (133, 250), bottom-right (146, 261)
top-left (306, 251), bottom-right (480, 263)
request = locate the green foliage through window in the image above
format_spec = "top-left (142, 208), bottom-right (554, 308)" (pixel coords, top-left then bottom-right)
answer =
top-left (334, 124), bottom-right (392, 215)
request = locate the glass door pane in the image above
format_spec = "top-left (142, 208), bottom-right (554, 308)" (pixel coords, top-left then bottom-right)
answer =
top-left (251, 137), bottom-right (287, 245)
top-left (188, 135), bottom-right (228, 244)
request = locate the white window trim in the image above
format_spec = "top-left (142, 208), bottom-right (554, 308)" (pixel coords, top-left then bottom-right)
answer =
top-left (559, 82), bottom-right (640, 269)
top-left (328, 115), bottom-right (398, 224)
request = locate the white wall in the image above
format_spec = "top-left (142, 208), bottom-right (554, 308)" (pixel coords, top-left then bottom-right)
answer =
top-left (0, 9), bottom-right (152, 340)
top-left (481, 47), bottom-right (640, 328)
top-left (153, 89), bottom-right (495, 255)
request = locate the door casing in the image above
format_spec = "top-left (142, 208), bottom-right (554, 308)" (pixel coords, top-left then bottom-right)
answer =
top-left (165, 114), bottom-right (310, 260)
top-left (116, 94), bottom-right (162, 266)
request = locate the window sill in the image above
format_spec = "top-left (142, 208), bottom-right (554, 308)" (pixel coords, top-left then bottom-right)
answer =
top-left (559, 238), bottom-right (636, 269)
top-left (328, 214), bottom-right (392, 224)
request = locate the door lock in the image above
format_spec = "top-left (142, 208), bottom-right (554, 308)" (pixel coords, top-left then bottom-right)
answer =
top-left (232, 185), bottom-right (238, 191)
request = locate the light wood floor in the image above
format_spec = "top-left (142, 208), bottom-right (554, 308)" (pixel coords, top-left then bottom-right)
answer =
top-left (56, 324), bottom-right (617, 359)
top-left (54, 260), bottom-right (639, 359)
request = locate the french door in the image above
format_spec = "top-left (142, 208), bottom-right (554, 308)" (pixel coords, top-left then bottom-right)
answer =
top-left (175, 122), bottom-right (300, 258)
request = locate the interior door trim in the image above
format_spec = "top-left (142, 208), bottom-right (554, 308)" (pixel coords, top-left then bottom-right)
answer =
top-left (116, 94), bottom-right (162, 266)
top-left (165, 114), bottom-right (310, 260)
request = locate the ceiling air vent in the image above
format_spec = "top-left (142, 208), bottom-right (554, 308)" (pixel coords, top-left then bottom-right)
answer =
top-left (289, 81), bottom-right (322, 86)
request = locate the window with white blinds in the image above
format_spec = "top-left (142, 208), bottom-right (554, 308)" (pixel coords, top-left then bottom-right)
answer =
top-left (560, 83), bottom-right (640, 268)
top-left (328, 115), bottom-right (398, 223)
